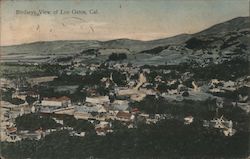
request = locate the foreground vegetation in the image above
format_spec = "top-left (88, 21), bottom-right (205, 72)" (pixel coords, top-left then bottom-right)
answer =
top-left (1, 118), bottom-right (249, 159)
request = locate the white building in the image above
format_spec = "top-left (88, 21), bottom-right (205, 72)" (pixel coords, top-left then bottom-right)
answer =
top-left (112, 100), bottom-right (129, 111)
top-left (205, 116), bottom-right (236, 136)
top-left (184, 116), bottom-right (194, 125)
top-left (41, 96), bottom-right (71, 107)
top-left (85, 96), bottom-right (110, 105)
top-left (115, 111), bottom-right (134, 122)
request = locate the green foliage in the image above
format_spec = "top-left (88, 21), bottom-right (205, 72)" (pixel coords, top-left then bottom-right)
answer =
top-left (63, 115), bottom-right (94, 133)
top-left (1, 139), bottom-right (38, 159)
top-left (186, 37), bottom-right (212, 50)
top-left (55, 56), bottom-right (73, 63)
top-left (156, 83), bottom-right (168, 93)
top-left (1, 88), bottom-right (14, 101)
top-left (193, 58), bottom-right (248, 81)
top-left (69, 89), bottom-right (86, 103)
top-left (15, 113), bottom-right (61, 131)
top-left (131, 95), bottom-right (167, 115)
top-left (9, 97), bottom-right (25, 105)
top-left (111, 120), bottom-right (127, 130)
top-left (2, 119), bottom-right (249, 159)
top-left (52, 74), bottom-right (84, 85)
top-left (25, 95), bottom-right (37, 105)
top-left (140, 45), bottom-right (168, 55)
top-left (131, 95), bottom-right (217, 120)
top-left (112, 71), bottom-right (127, 86)
top-left (96, 86), bottom-right (109, 96)
top-left (182, 91), bottom-right (189, 97)
top-left (108, 53), bottom-right (127, 61)
top-left (83, 69), bottom-right (111, 85)
top-left (2, 88), bottom-right (26, 105)
top-left (0, 64), bottom-right (67, 79)
top-left (145, 71), bottom-right (158, 83)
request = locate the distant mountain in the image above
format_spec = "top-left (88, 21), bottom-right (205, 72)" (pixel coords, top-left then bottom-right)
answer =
top-left (195, 17), bottom-right (250, 36)
top-left (1, 16), bottom-right (249, 65)
top-left (134, 16), bottom-right (249, 65)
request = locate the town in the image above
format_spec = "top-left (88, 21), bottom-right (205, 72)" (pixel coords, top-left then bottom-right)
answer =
top-left (1, 58), bottom-right (249, 143)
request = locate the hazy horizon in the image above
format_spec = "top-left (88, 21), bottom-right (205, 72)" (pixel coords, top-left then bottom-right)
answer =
top-left (1, 0), bottom-right (249, 46)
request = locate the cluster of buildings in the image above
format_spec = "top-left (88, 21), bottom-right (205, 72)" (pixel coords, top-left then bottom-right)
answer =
top-left (0, 100), bottom-right (36, 142)
top-left (0, 76), bottom-right (164, 142)
top-left (0, 62), bottom-right (249, 142)
top-left (203, 116), bottom-right (236, 136)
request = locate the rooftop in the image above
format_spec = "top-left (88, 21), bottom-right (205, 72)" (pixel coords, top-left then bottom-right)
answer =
top-left (43, 96), bottom-right (70, 102)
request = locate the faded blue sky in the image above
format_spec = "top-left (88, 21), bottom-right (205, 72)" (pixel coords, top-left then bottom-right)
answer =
top-left (0, 0), bottom-right (249, 45)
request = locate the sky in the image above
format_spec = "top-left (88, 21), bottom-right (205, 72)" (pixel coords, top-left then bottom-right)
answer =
top-left (0, 0), bottom-right (249, 46)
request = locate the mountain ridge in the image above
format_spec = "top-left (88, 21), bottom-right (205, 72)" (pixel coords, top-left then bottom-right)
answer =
top-left (2, 16), bottom-right (249, 48)
top-left (1, 16), bottom-right (249, 65)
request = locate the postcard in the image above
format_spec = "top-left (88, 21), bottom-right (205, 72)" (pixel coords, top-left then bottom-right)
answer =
top-left (0, 0), bottom-right (249, 158)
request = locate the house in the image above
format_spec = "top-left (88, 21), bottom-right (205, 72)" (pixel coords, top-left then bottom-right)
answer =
top-left (19, 131), bottom-right (44, 140)
top-left (76, 104), bottom-right (107, 113)
top-left (192, 81), bottom-right (200, 92)
top-left (12, 91), bottom-right (39, 102)
top-left (74, 104), bottom-right (107, 120)
top-left (184, 116), bottom-right (194, 125)
top-left (74, 112), bottom-right (92, 120)
top-left (70, 131), bottom-right (86, 137)
top-left (209, 88), bottom-right (225, 93)
top-left (54, 106), bottom-right (76, 115)
top-left (146, 118), bottom-right (158, 124)
top-left (117, 88), bottom-right (138, 96)
top-left (95, 121), bottom-right (110, 129)
top-left (222, 80), bottom-right (236, 91)
top-left (209, 79), bottom-right (221, 86)
top-left (116, 87), bottom-right (151, 102)
top-left (5, 105), bottom-right (33, 120)
top-left (6, 127), bottom-right (17, 135)
top-left (85, 96), bottom-right (110, 105)
top-left (5, 127), bottom-right (21, 142)
top-left (130, 93), bottom-right (146, 102)
top-left (95, 127), bottom-right (108, 136)
top-left (112, 100), bottom-right (129, 111)
top-left (95, 121), bottom-right (112, 136)
top-left (204, 116), bottom-right (236, 136)
top-left (115, 111), bottom-right (134, 122)
top-left (40, 107), bottom-right (57, 114)
top-left (0, 78), bottom-right (15, 88)
top-left (41, 96), bottom-right (71, 107)
top-left (28, 76), bottom-right (57, 86)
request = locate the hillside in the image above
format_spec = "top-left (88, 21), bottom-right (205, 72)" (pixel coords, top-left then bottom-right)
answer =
top-left (1, 16), bottom-right (249, 65)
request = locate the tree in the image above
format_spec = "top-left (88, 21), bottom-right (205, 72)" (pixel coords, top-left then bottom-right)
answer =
top-left (3, 118), bottom-right (249, 159)
top-left (157, 84), bottom-right (169, 93)
top-left (26, 95), bottom-right (37, 105)
top-left (108, 53), bottom-right (127, 61)
top-left (112, 71), bottom-right (127, 86)
top-left (182, 91), bottom-right (189, 97)
top-left (131, 95), bottom-right (166, 114)
top-left (63, 115), bottom-right (94, 133)
top-left (16, 114), bottom-right (61, 131)
top-left (10, 97), bottom-right (25, 105)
